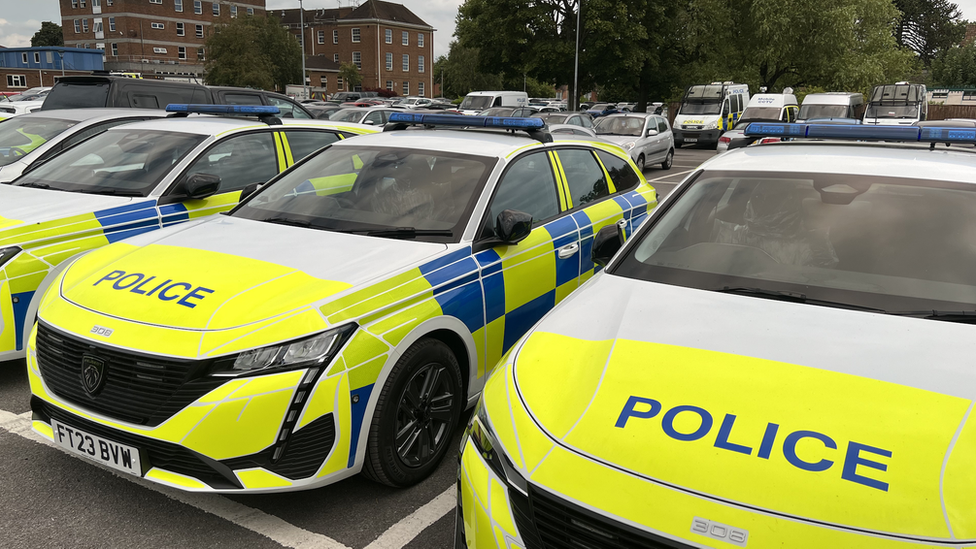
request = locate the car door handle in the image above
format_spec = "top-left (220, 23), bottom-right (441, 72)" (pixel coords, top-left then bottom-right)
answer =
top-left (557, 242), bottom-right (580, 259)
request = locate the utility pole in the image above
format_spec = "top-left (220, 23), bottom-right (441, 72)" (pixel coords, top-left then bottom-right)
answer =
top-left (299, 0), bottom-right (308, 98)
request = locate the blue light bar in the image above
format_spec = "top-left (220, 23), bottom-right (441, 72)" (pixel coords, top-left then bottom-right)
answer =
top-left (165, 104), bottom-right (281, 115)
top-left (388, 112), bottom-right (545, 130)
top-left (742, 122), bottom-right (976, 144)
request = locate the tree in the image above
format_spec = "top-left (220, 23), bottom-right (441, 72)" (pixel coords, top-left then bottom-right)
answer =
top-left (893, 0), bottom-right (966, 66)
top-left (932, 41), bottom-right (976, 86)
top-left (338, 62), bottom-right (363, 91)
top-left (31, 22), bottom-right (63, 47)
top-left (433, 43), bottom-right (503, 99)
top-left (204, 14), bottom-right (302, 91)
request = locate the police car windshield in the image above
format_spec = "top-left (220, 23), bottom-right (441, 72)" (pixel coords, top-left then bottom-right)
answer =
top-left (680, 101), bottom-right (722, 115)
top-left (234, 146), bottom-right (495, 242)
top-left (15, 129), bottom-right (204, 196)
top-left (865, 104), bottom-right (919, 119)
top-left (613, 171), bottom-right (976, 314)
top-left (0, 117), bottom-right (76, 167)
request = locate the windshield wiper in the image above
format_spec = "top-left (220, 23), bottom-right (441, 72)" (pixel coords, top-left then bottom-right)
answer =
top-left (713, 286), bottom-right (887, 313)
top-left (261, 216), bottom-right (312, 229)
top-left (886, 310), bottom-right (976, 324)
top-left (15, 181), bottom-right (53, 189)
top-left (76, 188), bottom-right (145, 196)
top-left (346, 227), bottom-right (454, 239)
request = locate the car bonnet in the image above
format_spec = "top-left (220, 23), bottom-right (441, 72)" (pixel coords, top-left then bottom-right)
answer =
top-left (56, 215), bottom-right (448, 332)
top-left (510, 273), bottom-right (976, 541)
top-left (0, 184), bottom-right (135, 233)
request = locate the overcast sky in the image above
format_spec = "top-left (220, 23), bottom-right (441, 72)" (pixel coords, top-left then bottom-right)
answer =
top-left (4, 0), bottom-right (976, 62)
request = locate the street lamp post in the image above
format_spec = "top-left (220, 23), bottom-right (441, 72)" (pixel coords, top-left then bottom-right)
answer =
top-left (573, 0), bottom-right (581, 111)
top-left (299, 0), bottom-right (308, 99)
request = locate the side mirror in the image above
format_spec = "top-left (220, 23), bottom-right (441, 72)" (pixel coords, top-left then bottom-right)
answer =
top-left (183, 173), bottom-right (220, 200)
top-left (239, 182), bottom-right (261, 202)
top-left (646, 129), bottom-right (659, 137)
top-left (494, 209), bottom-right (533, 244)
top-left (591, 223), bottom-right (625, 267)
top-left (363, 119), bottom-right (376, 125)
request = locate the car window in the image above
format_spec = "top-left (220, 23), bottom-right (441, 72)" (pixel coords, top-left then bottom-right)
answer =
top-left (0, 116), bottom-right (76, 167)
top-left (363, 111), bottom-right (385, 125)
top-left (489, 151), bottom-right (559, 225)
top-left (183, 132), bottom-right (278, 193)
top-left (596, 150), bottom-right (641, 191)
top-left (580, 115), bottom-right (593, 128)
top-left (222, 93), bottom-right (263, 105)
top-left (657, 117), bottom-right (669, 133)
top-left (283, 130), bottom-right (341, 162)
top-left (269, 96), bottom-right (311, 119)
top-left (62, 118), bottom-right (147, 150)
top-left (558, 148), bottom-right (609, 207)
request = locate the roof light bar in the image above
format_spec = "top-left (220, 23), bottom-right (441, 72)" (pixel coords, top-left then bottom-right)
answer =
top-left (388, 112), bottom-right (545, 130)
top-left (744, 122), bottom-right (976, 144)
top-left (165, 104), bottom-right (281, 115)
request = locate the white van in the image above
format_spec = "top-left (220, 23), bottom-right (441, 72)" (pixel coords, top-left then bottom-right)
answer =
top-left (797, 92), bottom-right (864, 123)
top-left (672, 82), bottom-right (750, 148)
top-left (458, 91), bottom-right (528, 115)
top-left (863, 83), bottom-right (927, 126)
top-left (740, 91), bottom-right (799, 122)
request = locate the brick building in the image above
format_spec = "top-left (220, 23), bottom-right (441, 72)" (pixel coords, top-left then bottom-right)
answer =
top-left (275, 0), bottom-right (434, 97)
top-left (0, 47), bottom-right (104, 92)
top-left (59, 0), bottom-right (266, 79)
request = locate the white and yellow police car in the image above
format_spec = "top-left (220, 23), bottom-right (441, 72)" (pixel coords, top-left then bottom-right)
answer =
top-left (0, 104), bottom-right (374, 363)
top-left (458, 123), bottom-right (976, 548)
top-left (27, 113), bottom-right (657, 492)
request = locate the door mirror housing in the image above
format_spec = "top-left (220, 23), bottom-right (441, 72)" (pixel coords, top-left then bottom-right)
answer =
top-left (183, 173), bottom-right (220, 200)
top-left (646, 129), bottom-right (659, 137)
top-left (592, 223), bottom-right (625, 267)
top-left (239, 182), bottom-right (261, 202)
top-left (494, 209), bottom-right (533, 244)
top-left (363, 119), bottom-right (376, 125)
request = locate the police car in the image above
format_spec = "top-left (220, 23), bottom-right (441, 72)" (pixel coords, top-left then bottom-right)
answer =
top-left (458, 123), bottom-right (976, 548)
top-left (0, 105), bottom-right (375, 363)
top-left (26, 113), bottom-right (657, 492)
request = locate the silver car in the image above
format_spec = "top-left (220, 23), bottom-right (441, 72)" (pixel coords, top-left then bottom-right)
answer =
top-left (328, 107), bottom-right (400, 126)
top-left (592, 113), bottom-right (674, 171)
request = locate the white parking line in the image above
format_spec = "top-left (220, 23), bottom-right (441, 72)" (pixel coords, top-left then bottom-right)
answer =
top-left (645, 168), bottom-right (695, 182)
top-left (363, 486), bottom-right (455, 549)
top-left (0, 409), bottom-right (352, 549)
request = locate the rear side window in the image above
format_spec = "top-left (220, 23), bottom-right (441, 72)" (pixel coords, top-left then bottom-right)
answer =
top-left (558, 148), bottom-right (609, 207)
top-left (269, 96), bottom-right (311, 119)
top-left (130, 94), bottom-right (159, 108)
top-left (42, 82), bottom-right (110, 109)
top-left (183, 132), bottom-right (278, 193)
top-left (125, 84), bottom-right (211, 109)
top-left (223, 93), bottom-right (263, 105)
top-left (596, 150), bottom-right (641, 192)
top-left (283, 130), bottom-right (340, 162)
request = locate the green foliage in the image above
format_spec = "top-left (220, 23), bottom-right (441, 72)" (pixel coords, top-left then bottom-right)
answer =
top-left (932, 42), bottom-right (976, 87)
top-left (30, 21), bottom-right (63, 47)
top-left (338, 62), bottom-right (363, 90)
top-left (893, 0), bottom-right (966, 66)
top-left (433, 43), bottom-right (503, 98)
top-left (204, 14), bottom-right (302, 91)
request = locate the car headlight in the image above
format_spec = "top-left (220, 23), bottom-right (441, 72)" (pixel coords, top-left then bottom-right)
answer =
top-left (0, 246), bottom-right (21, 268)
top-left (211, 324), bottom-right (355, 377)
top-left (704, 120), bottom-right (718, 130)
top-left (462, 398), bottom-right (528, 493)
top-left (623, 141), bottom-right (636, 150)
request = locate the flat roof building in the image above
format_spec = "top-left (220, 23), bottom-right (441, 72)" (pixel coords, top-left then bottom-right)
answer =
top-left (0, 46), bottom-right (104, 92)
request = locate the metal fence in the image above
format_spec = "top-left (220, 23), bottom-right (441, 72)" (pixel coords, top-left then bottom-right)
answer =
top-left (928, 105), bottom-right (976, 120)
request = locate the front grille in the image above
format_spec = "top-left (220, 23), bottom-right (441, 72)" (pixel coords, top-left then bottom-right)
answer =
top-left (682, 125), bottom-right (704, 130)
top-left (35, 322), bottom-right (225, 426)
top-left (512, 485), bottom-right (693, 549)
top-left (34, 397), bottom-right (242, 490)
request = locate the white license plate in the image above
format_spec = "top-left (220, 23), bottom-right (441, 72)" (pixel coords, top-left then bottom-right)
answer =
top-left (684, 137), bottom-right (698, 143)
top-left (51, 419), bottom-right (142, 476)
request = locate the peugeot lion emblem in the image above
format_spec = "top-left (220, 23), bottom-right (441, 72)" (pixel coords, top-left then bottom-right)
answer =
top-left (81, 355), bottom-right (107, 395)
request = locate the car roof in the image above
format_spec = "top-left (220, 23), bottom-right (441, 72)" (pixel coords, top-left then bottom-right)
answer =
top-left (19, 108), bottom-right (168, 123)
top-left (100, 115), bottom-right (357, 136)
top-left (329, 127), bottom-right (608, 157)
top-left (701, 141), bottom-right (976, 183)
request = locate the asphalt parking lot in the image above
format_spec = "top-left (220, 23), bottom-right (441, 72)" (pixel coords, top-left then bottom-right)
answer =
top-left (0, 145), bottom-right (713, 549)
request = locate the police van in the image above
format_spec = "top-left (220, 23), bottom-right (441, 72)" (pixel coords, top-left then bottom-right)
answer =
top-left (739, 91), bottom-right (799, 123)
top-left (458, 91), bottom-right (529, 115)
top-left (797, 92), bottom-right (864, 123)
top-left (863, 82), bottom-right (927, 126)
top-left (672, 82), bottom-right (750, 148)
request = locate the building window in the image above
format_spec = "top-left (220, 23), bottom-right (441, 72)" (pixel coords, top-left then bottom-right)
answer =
top-left (385, 28), bottom-right (392, 44)
top-left (402, 81), bottom-right (409, 95)
top-left (352, 51), bottom-right (361, 69)
top-left (334, 53), bottom-right (339, 62)
top-left (337, 76), bottom-right (343, 90)
top-left (418, 33), bottom-right (424, 47)
top-left (72, 0), bottom-right (78, 7)
top-left (402, 54), bottom-right (409, 71)
top-left (197, 47), bottom-right (205, 60)
top-left (231, 5), bottom-right (237, 17)
top-left (246, 7), bottom-right (253, 15)
top-left (94, 21), bottom-right (103, 33)
top-left (194, 0), bottom-right (202, 15)
top-left (33, 52), bottom-right (41, 64)
top-left (153, 47), bottom-right (167, 54)
top-left (317, 30), bottom-right (324, 44)
top-left (212, 2), bottom-right (219, 15)
top-left (402, 31), bottom-right (409, 46)
top-left (74, 20), bottom-right (80, 33)
top-left (175, 0), bottom-right (183, 12)
top-left (7, 75), bottom-right (27, 88)
top-left (93, 0), bottom-right (100, 6)
top-left (80, 0), bottom-right (86, 6)
top-left (151, 22), bottom-right (165, 30)
top-left (386, 80), bottom-right (393, 91)
top-left (176, 22), bottom-right (184, 36)
top-left (106, 0), bottom-right (112, 5)
top-left (111, 43), bottom-right (118, 56)
top-left (418, 82), bottom-right (424, 97)
top-left (21, 53), bottom-right (28, 64)
top-left (148, 0), bottom-right (161, 3)
top-left (109, 17), bottom-right (115, 31)
top-left (320, 76), bottom-right (327, 88)
top-left (352, 28), bottom-right (360, 43)
top-left (178, 46), bottom-right (187, 60)
top-left (82, 19), bottom-right (89, 32)
top-left (418, 55), bottom-right (424, 73)
top-left (385, 52), bottom-right (392, 71)
top-left (196, 24), bottom-right (204, 38)
top-left (333, 29), bottom-right (338, 44)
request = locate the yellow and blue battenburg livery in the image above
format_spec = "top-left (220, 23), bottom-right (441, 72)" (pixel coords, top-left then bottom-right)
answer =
top-left (27, 115), bottom-right (657, 492)
top-left (0, 105), bottom-right (376, 362)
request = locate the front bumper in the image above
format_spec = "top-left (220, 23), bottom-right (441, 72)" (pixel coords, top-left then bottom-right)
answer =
top-left (672, 128), bottom-right (721, 147)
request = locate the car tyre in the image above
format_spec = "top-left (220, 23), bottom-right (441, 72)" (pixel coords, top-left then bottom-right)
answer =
top-left (363, 338), bottom-right (463, 487)
top-left (636, 154), bottom-right (646, 172)
top-left (661, 148), bottom-right (674, 170)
